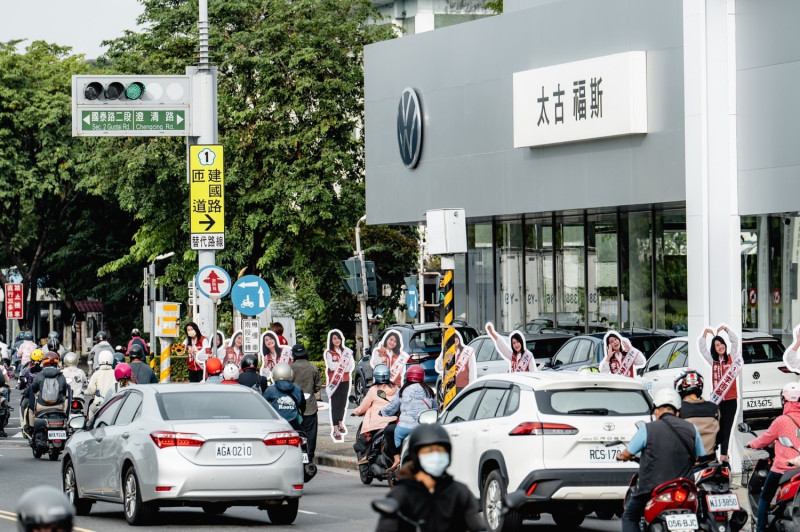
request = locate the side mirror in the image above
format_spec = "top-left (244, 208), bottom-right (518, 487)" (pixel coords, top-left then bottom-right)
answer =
top-left (737, 422), bottom-right (752, 433)
top-left (68, 415), bottom-right (86, 431)
top-left (542, 358), bottom-right (552, 368)
top-left (636, 368), bottom-right (645, 377)
top-left (371, 497), bottom-right (399, 517)
top-left (779, 436), bottom-right (795, 449)
top-left (417, 409), bottom-right (438, 425)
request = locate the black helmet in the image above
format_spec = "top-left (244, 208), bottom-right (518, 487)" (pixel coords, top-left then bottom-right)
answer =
top-left (131, 328), bottom-right (141, 337)
top-left (23, 331), bottom-right (33, 341)
top-left (373, 364), bottom-right (390, 385)
top-left (240, 354), bottom-right (258, 370)
top-left (16, 484), bottom-right (74, 532)
top-left (16, 331), bottom-right (25, 340)
top-left (407, 423), bottom-right (451, 457)
top-left (95, 331), bottom-right (108, 342)
top-left (674, 369), bottom-right (704, 398)
top-left (46, 338), bottom-right (60, 352)
top-left (128, 343), bottom-right (144, 360)
top-left (47, 330), bottom-right (60, 341)
top-left (112, 352), bottom-right (126, 368)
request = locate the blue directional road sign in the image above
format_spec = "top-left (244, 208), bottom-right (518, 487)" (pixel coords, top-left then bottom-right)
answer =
top-left (195, 265), bottom-right (232, 299)
top-left (407, 284), bottom-right (419, 319)
top-left (232, 275), bottom-right (271, 316)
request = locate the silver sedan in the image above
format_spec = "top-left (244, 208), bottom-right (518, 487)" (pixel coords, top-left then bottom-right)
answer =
top-left (61, 383), bottom-right (304, 525)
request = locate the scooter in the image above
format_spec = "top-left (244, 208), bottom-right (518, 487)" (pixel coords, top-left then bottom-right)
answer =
top-left (692, 459), bottom-right (749, 532)
top-left (299, 430), bottom-right (317, 483)
top-left (29, 408), bottom-right (69, 461)
top-left (0, 385), bottom-right (10, 436)
top-left (69, 396), bottom-right (86, 420)
top-left (350, 392), bottom-right (395, 485)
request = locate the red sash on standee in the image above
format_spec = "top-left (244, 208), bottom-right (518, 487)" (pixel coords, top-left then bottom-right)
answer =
top-left (710, 358), bottom-right (742, 404)
top-left (614, 351), bottom-right (637, 377)
top-left (512, 350), bottom-right (534, 372)
top-left (278, 346), bottom-right (293, 365)
top-left (454, 346), bottom-right (473, 375)
top-left (327, 348), bottom-right (352, 396)
top-left (389, 351), bottom-right (410, 384)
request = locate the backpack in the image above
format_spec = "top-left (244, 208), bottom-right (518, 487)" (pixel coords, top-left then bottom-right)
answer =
top-left (40, 376), bottom-right (61, 405)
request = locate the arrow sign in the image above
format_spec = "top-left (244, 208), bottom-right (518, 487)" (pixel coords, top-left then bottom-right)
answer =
top-left (232, 275), bottom-right (271, 315)
top-left (199, 214), bottom-right (216, 232)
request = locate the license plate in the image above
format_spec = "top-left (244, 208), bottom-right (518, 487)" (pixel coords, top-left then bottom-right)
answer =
top-left (48, 430), bottom-right (67, 440)
top-left (302, 452), bottom-right (309, 464)
top-left (665, 513), bottom-right (699, 531)
top-left (588, 447), bottom-right (619, 462)
top-left (745, 398), bottom-right (773, 409)
top-left (215, 442), bottom-right (253, 459)
top-left (706, 493), bottom-right (739, 511)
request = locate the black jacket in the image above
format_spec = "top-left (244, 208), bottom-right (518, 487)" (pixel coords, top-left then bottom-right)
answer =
top-left (376, 463), bottom-right (484, 532)
top-left (237, 369), bottom-right (268, 393)
top-left (30, 366), bottom-right (70, 408)
top-left (130, 361), bottom-right (158, 384)
top-left (635, 413), bottom-right (697, 496)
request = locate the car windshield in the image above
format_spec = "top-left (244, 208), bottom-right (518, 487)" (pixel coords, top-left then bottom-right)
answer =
top-left (740, 340), bottom-right (785, 364)
top-left (535, 388), bottom-right (652, 416)
top-left (407, 327), bottom-right (478, 350)
top-left (156, 391), bottom-right (279, 420)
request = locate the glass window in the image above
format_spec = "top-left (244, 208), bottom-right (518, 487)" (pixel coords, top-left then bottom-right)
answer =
top-left (631, 337), bottom-right (669, 357)
top-left (740, 340), bottom-right (786, 364)
top-left (525, 218), bottom-right (555, 328)
top-left (535, 388), bottom-right (651, 416)
top-left (441, 388), bottom-right (482, 424)
top-left (666, 342), bottom-right (689, 369)
top-left (474, 388), bottom-right (508, 420)
top-left (527, 337), bottom-right (570, 359)
top-left (588, 214), bottom-right (619, 330)
top-left (551, 340), bottom-right (577, 366)
top-left (620, 211), bottom-right (654, 329)
top-left (497, 220), bottom-right (524, 331)
top-left (505, 386), bottom-right (520, 415)
top-left (468, 223), bottom-right (495, 328)
top-left (646, 342), bottom-right (676, 372)
top-left (157, 391), bottom-right (279, 421)
top-left (571, 340), bottom-right (594, 364)
top-left (655, 209), bottom-right (688, 333)
top-left (114, 392), bottom-right (143, 426)
top-left (475, 340), bottom-right (493, 362)
top-left (556, 215), bottom-right (586, 332)
top-left (93, 395), bottom-right (125, 428)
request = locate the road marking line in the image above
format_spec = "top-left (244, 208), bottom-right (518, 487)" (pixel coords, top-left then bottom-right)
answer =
top-left (0, 510), bottom-right (15, 516)
top-left (0, 515), bottom-right (16, 523)
top-left (298, 510), bottom-right (318, 515)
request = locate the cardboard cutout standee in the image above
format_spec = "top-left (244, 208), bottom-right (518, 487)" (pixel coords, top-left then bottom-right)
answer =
top-left (223, 330), bottom-right (244, 368)
top-left (324, 329), bottom-right (355, 443)
top-left (260, 331), bottom-right (293, 380)
top-left (599, 331), bottom-right (645, 378)
top-left (434, 330), bottom-right (476, 395)
top-left (369, 330), bottom-right (409, 387)
top-left (485, 322), bottom-right (537, 372)
top-left (783, 324), bottom-right (800, 373)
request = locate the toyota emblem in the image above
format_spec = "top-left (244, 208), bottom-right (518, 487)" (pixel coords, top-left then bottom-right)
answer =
top-left (603, 423), bottom-right (615, 432)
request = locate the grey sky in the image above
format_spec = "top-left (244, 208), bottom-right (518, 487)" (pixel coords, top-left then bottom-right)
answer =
top-left (0, 0), bottom-right (144, 59)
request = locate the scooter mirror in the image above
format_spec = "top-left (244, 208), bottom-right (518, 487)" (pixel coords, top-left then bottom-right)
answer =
top-left (372, 497), bottom-right (400, 517)
top-left (737, 422), bottom-right (752, 433)
top-left (779, 436), bottom-right (795, 449)
top-left (68, 415), bottom-right (86, 431)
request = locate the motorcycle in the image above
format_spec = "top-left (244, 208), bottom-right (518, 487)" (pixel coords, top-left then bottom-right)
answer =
top-left (299, 430), bottom-right (317, 483)
top-left (0, 385), bottom-right (9, 436)
top-left (350, 392), bottom-right (396, 485)
top-left (740, 422), bottom-right (800, 532)
top-left (69, 396), bottom-right (86, 420)
top-left (29, 408), bottom-right (69, 461)
top-left (692, 459), bottom-right (748, 532)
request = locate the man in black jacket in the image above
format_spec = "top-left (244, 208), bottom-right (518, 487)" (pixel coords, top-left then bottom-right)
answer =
top-left (128, 344), bottom-right (158, 384)
top-left (237, 354), bottom-right (268, 393)
top-left (375, 423), bottom-right (484, 531)
top-left (290, 344), bottom-right (320, 462)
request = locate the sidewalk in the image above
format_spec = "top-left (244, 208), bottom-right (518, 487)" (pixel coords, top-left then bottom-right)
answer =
top-left (313, 405), bottom-right (361, 471)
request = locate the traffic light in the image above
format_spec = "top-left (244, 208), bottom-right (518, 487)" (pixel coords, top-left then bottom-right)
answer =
top-left (341, 258), bottom-right (363, 295)
top-left (365, 261), bottom-right (378, 298)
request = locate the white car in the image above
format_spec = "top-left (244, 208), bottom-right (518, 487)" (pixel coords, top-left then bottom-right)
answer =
top-left (437, 371), bottom-right (652, 532)
top-left (638, 333), bottom-right (795, 420)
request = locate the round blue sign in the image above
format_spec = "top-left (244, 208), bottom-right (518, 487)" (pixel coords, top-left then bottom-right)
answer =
top-left (231, 275), bottom-right (271, 316)
top-left (406, 284), bottom-right (418, 319)
top-left (195, 265), bottom-right (232, 299)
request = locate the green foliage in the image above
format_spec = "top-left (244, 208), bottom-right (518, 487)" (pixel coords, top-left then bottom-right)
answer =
top-left (486, 0), bottom-right (503, 14)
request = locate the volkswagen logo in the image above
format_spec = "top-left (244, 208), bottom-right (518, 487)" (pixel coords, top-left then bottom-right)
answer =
top-left (397, 87), bottom-right (422, 169)
top-left (752, 371), bottom-right (760, 380)
top-left (603, 423), bottom-right (615, 432)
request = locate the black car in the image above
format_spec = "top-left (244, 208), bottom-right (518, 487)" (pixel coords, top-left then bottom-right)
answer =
top-left (352, 322), bottom-right (479, 402)
top-left (544, 330), bottom-right (670, 372)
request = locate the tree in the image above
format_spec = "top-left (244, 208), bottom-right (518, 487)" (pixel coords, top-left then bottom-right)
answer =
top-left (89, 0), bottom-right (412, 355)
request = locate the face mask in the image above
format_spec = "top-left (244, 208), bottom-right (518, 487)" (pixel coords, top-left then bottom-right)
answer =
top-left (418, 452), bottom-right (450, 477)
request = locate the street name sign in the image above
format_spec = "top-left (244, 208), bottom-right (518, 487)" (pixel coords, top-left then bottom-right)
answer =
top-left (80, 109), bottom-right (186, 134)
top-left (189, 145), bottom-right (225, 250)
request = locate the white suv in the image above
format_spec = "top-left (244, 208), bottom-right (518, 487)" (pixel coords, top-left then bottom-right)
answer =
top-left (638, 333), bottom-right (794, 421)
top-left (437, 371), bottom-right (652, 531)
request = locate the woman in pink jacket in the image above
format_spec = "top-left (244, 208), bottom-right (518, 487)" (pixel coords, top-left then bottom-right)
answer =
top-left (746, 382), bottom-right (800, 532)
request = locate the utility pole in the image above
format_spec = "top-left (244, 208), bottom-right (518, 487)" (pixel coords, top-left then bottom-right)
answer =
top-left (355, 216), bottom-right (370, 357)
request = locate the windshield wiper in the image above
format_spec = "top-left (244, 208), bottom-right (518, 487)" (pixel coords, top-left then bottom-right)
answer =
top-left (567, 408), bottom-right (609, 415)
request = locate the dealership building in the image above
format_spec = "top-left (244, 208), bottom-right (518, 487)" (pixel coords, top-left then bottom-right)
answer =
top-left (364, 0), bottom-right (800, 350)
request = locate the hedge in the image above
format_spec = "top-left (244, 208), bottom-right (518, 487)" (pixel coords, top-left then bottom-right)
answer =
top-left (152, 355), bottom-right (328, 384)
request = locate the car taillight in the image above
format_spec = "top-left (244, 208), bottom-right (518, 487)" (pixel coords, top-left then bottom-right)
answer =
top-left (71, 400), bottom-right (80, 409)
top-left (509, 422), bottom-right (578, 435)
top-left (150, 431), bottom-right (206, 449)
top-left (264, 431), bottom-right (301, 447)
top-left (779, 366), bottom-right (794, 373)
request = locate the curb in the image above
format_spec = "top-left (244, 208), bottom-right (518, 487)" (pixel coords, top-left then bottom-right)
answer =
top-left (316, 451), bottom-right (358, 471)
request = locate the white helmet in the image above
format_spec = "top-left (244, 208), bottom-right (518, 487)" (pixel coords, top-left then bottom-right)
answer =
top-left (223, 363), bottom-right (240, 381)
top-left (652, 388), bottom-right (682, 411)
top-left (783, 382), bottom-right (800, 402)
top-left (97, 350), bottom-right (114, 367)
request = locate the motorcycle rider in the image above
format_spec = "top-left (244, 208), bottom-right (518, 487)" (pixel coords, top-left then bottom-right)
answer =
top-left (0, 363), bottom-right (9, 437)
top-left (221, 363), bottom-right (240, 384)
top-left (375, 423), bottom-right (485, 531)
top-left (16, 331), bottom-right (38, 372)
top-left (18, 349), bottom-right (44, 435)
top-left (290, 343), bottom-right (321, 464)
top-left (616, 388), bottom-right (706, 532)
top-left (16, 484), bottom-right (74, 532)
top-left (46, 331), bottom-right (67, 357)
top-left (128, 344), bottom-right (158, 384)
top-left (205, 357), bottom-right (224, 383)
top-left (351, 364), bottom-right (398, 464)
top-left (61, 352), bottom-right (87, 405)
top-left (675, 369), bottom-right (720, 463)
top-left (104, 362), bottom-right (137, 403)
top-left (28, 352), bottom-right (70, 430)
top-left (237, 354), bottom-right (269, 392)
top-left (126, 328), bottom-right (150, 364)
top-left (745, 382), bottom-right (800, 532)
top-left (85, 350), bottom-right (116, 418)
top-left (263, 362), bottom-right (305, 431)
top-left (87, 331), bottom-right (112, 376)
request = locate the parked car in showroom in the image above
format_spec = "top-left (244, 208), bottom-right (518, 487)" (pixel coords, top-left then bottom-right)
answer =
top-left (352, 321), bottom-right (479, 402)
top-left (638, 332), bottom-right (794, 421)
top-left (543, 330), bottom-right (669, 372)
top-left (436, 371), bottom-right (652, 532)
top-left (61, 384), bottom-right (304, 525)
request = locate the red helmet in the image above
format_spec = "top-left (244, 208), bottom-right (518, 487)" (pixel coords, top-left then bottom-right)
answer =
top-left (114, 362), bottom-right (132, 381)
top-left (206, 358), bottom-right (223, 376)
top-left (406, 364), bottom-right (425, 383)
top-left (42, 351), bottom-right (60, 367)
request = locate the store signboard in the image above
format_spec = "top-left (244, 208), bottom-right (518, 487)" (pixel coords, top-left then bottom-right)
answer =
top-left (513, 51), bottom-right (647, 148)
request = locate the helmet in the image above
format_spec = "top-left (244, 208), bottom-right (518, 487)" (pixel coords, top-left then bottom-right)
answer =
top-left (675, 369), bottom-right (704, 398)
top-left (47, 331), bottom-right (60, 341)
top-left (42, 351), bottom-right (59, 367)
top-left (97, 350), bottom-right (114, 367)
top-left (128, 344), bottom-right (144, 360)
top-left (112, 352), bottom-right (126, 368)
top-left (131, 328), bottom-right (141, 337)
top-left (783, 382), bottom-right (800, 402)
top-left (240, 354), bottom-right (258, 370)
top-left (407, 423), bottom-right (452, 456)
top-left (30, 349), bottom-right (44, 364)
top-left (94, 331), bottom-right (108, 342)
top-left (16, 484), bottom-right (73, 532)
top-left (653, 388), bottom-right (682, 411)
top-left (63, 352), bottom-right (79, 367)
top-left (114, 362), bottom-right (132, 381)
top-left (273, 362), bottom-right (293, 381)
top-left (223, 363), bottom-right (240, 380)
top-left (46, 338), bottom-right (60, 352)
top-left (373, 364), bottom-right (390, 384)
top-left (16, 332), bottom-right (24, 340)
top-left (23, 331), bottom-right (33, 341)
top-left (406, 364), bottom-right (425, 384)
top-left (206, 358), bottom-right (223, 376)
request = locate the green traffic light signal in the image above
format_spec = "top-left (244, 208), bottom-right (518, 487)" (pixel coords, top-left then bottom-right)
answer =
top-left (125, 82), bottom-right (145, 100)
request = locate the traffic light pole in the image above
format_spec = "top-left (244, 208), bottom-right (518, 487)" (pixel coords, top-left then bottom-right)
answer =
top-left (189, 0), bottom-right (219, 340)
top-left (355, 216), bottom-right (370, 358)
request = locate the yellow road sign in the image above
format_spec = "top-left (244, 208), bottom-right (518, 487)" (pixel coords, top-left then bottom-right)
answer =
top-left (189, 145), bottom-right (225, 250)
